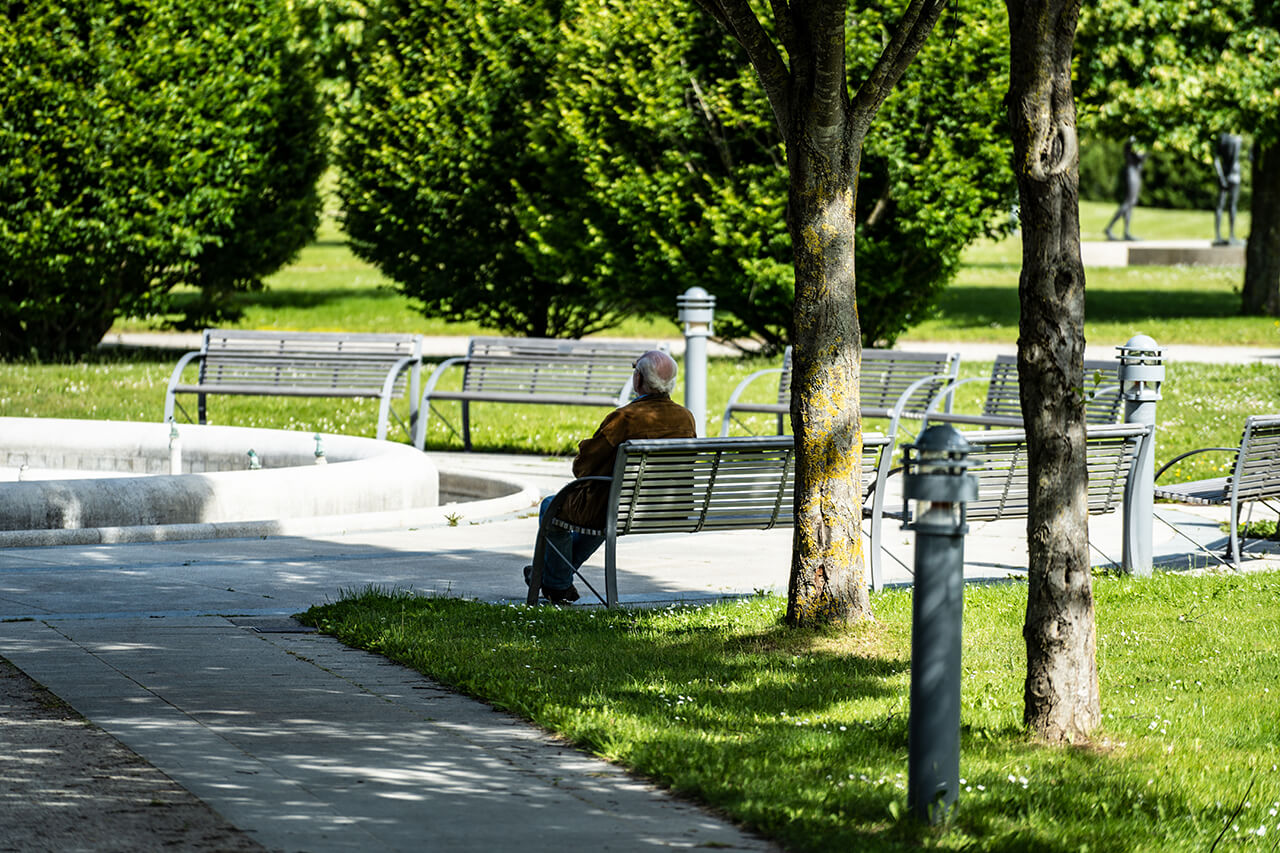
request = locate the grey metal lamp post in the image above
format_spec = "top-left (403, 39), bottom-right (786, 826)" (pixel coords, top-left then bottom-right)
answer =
top-left (1118, 335), bottom-right (1163, 576)
top-left (902, 424), bottom-right (978, 824)
top-left (676, 287), bottom-right (715, 436)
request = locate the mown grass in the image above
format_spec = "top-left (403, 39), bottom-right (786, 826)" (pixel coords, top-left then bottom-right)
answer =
top-left (301, 573), bottom-right (1280, 852)
top-left (907, 201), bottom-right (1277, 347)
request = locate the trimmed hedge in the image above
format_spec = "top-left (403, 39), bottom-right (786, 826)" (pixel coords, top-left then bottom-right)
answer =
top-left (0, 0), bottom-right (326, 360)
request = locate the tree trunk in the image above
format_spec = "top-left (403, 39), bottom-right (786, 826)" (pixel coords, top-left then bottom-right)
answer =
top-left (689, 0), bottom-right (948, 627)
top-left (785, 123), bottom-right (870, 625)
top-left (1242, 142), bottom-right (1280, 316)
top-left (1005, 0), bottom-right (1101, 743)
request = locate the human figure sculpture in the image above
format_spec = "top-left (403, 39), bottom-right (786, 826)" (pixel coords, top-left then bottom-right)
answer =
top-left (1213, 131), bottom-right (1244, 246)
top-left (1104, 136), bottom-right (1147, 241)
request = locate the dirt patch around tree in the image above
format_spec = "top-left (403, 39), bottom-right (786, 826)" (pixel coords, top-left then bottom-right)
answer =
top-left (0, 657), bottom-right (265, 852)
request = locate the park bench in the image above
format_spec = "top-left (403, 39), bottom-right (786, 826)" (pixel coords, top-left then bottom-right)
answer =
top-left (718, 346), bottom-right (962, 437)
top-left (1153, 414), bottom-right (1280, 565)
top-left (919, 354), bottom-right (1124, 429)
top-left (526, 433), bottom-right (896, 607)
top-left (908, 422), bottom-right (1150, 569)
top-left (163, 329), bottom-right (425, 442)
top-left (416, 337), bottom-right (667, 450)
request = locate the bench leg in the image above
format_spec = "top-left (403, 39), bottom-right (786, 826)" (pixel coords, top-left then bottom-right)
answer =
top-left (462, 401), bottom-right (471, 451)
top-left (198, 393), bottom-right (207, 425)
top-left (605, 534), bottom-right (618, 608)
top-left (1228, 498), bottom-right (1241, 566)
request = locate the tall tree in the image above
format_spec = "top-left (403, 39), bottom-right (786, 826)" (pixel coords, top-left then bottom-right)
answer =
top-left (1075, 0), bottom-right (1280, 316)
top-left (690, 0), bottom-right (949, 625)
top-left (1006, 0), bottom-right (1101, 741)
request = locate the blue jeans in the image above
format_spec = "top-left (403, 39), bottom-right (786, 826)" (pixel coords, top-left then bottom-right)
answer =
top-left (536, 495), bottom-right (604, 590)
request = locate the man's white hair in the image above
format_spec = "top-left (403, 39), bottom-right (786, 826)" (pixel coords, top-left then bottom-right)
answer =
top-left (635, 350), bottom-right (677, 395)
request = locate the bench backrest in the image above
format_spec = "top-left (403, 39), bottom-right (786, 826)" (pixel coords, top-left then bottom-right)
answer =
top-left (607, 434), bottom-right (889, 536)
top-left (772, 347), bottom-right (960, 412)
top-left (199, 329), bottom-right (423, 394)
top-left (462, 337), bottom-right (664, 399)
top-left (961, 423), bottom-right (1148, 522)
top-left (983, 354), bottom-right (1123, 425)
top-left (1231, 414), bottom-right (1280, 501)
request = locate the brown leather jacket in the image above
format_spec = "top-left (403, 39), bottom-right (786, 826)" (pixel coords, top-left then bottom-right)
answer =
top-left (559, 394), bottom-right (696, 528)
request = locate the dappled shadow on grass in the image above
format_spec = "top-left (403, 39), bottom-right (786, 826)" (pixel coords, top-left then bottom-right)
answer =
top-left (300, 588), bottom-right (1255, 853)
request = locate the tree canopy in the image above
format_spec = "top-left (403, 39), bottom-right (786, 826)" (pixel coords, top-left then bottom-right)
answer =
top-left (337, 0), bottom-right (1013, 349)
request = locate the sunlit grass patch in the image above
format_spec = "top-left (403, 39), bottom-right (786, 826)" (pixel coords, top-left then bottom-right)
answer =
top-left (300, 570), bottom-right (1280, 851)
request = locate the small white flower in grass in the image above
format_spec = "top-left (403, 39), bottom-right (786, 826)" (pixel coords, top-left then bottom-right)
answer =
top-left (977, 785), bottom-right (985, 792)
top-left (1008, 774), bottom-right (1017, 783)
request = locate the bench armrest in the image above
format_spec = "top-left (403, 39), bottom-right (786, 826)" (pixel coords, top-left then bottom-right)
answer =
top-left (1154, 446), bottom-right (1236, 484)
top-left (163, 350), bottom-right (206, 423)
top-left (719, 367), bottom-right (785, 436)
top-left (415, 356), bottom-right (470, 448)
top-left (375, 354), bottom-right (425, 442)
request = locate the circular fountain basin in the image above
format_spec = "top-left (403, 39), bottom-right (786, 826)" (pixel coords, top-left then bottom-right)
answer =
top-left (0, 418), bottom-right (537, 547)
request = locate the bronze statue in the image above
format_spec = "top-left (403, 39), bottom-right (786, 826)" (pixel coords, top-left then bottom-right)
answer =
top-left (1213, 131), bottom-right (1244, 246)
top-left (1104, 136), bottom-right (1147, 241)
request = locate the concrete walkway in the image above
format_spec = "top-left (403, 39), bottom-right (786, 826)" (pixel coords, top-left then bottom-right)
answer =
top-left (1, 447), bottom-right (1276, 851)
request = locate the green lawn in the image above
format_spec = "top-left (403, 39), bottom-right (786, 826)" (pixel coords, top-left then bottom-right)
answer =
top-left (303, 574), bottom-right (1280, 852)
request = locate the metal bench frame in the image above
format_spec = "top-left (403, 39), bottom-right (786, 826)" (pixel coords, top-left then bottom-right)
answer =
top-left (718, 346), bottom-right (962, 437)
top-left (416, 337), bottom-right (667, 450)
top-left (920, 354), bottom-right (1123, 429)
top-left (928, 422), bottom-right (1150, 569)
top-left (527, 433), bottom-right (895, 607)
top-left (163, 329), bottom-right (425, 442)
top-left (1154, 414), bottom-right (1280, 565)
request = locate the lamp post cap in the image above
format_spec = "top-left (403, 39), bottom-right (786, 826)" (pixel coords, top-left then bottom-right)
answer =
top-left (913, 424), bottom-right (973, 456)
top-left (1119, 333), bottom-right (1160, 351)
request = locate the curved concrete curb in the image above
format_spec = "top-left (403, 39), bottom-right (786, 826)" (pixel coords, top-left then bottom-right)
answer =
top-left (0, 419), bottom-right (540, 547)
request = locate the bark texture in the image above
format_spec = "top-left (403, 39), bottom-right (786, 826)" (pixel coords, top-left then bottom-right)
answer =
top-left (693, 0), bottom-right (947, 626)
top-left (1005, 0), bottom-right (1101, 742)
top-left (1242, 142), bottom-right (1280, 316)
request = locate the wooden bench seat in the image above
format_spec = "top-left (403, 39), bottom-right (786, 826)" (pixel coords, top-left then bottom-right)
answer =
top-left (416, 337), bottom-right (667, 450)
top-left (527, 433), bottom-right (896, 607)
top-left (163, 329), bottom-right (425, 442)
top-left (1154, 414), bottom-right (1280, 564)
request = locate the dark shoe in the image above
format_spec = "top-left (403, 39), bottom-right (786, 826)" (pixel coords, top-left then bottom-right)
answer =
top-left (542, 584), bottom-right (579, 604)
top-left (523, 565), bottom-right (534, 586)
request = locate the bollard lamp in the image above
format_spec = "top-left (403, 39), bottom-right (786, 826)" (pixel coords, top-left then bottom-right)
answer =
top-left (901, 425), bottom-right (978, 536)
top-left (676, 286), bottom-right (715, 338)
top-left (1116, 334), bottom-right (1164, 404)
top-left (901, 424), bottom-right (978, 824)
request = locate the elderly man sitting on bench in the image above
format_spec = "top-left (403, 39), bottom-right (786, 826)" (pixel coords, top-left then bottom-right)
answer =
top-left (524, 349), bottom-right (696, 604)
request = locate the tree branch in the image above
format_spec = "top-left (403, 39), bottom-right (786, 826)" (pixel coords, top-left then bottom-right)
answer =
top-left (850, 0), bottom-right (948, 129)
top-left (692, 0), bottom-right (792, 131)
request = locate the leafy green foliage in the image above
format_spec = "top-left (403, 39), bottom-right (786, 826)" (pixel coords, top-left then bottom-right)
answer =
top-left (1077, 0), bottom-right (1280, 150)
top-left (336, 0), bottom-right (631, 339)
top-left (337, 0), bottom-right (1014, 349)
top-left (0, 0), bottom-right (326, 360)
